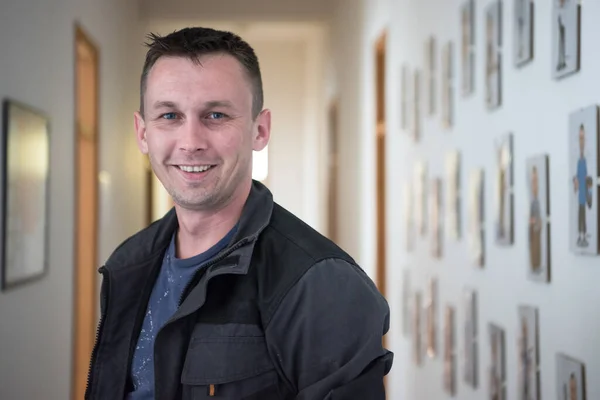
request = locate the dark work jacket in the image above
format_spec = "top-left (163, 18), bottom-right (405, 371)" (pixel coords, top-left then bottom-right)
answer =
top-left (85, 180), bottom-right (393, 400)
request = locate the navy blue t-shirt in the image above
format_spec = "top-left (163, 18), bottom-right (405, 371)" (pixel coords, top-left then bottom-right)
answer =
top-left (126, 226), bottom-right (237, 400)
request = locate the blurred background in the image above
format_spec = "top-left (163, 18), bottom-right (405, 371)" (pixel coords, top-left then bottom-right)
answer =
top-left (2, 0), bottom-right (600, 399)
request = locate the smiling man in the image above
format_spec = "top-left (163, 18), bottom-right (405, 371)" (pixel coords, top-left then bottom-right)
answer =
top-left (84, 27), bottom-right (393, 400)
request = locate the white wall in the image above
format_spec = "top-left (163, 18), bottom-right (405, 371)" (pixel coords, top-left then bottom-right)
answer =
top-left (141, 19), bottom-right (330, 233)
top-left (0, 0), bottom-right (146, 399)
top-left (332, 0), bottom-right (600, 399)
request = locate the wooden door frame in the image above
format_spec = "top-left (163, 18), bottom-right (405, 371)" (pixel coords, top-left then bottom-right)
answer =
top-left (72, 22), bottom-right (100, 400)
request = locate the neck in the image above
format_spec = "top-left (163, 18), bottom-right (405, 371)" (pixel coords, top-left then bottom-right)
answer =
top-left (174, 180), bottom-right (252, 259)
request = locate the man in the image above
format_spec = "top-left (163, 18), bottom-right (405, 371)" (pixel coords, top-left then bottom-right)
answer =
top-left (573, 124), bottom-right (590, 248)
top-left (85, 27), bottom-right (393, 400)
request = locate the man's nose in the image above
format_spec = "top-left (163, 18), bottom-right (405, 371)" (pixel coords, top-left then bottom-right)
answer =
top-left (179, 118), bottom-right (209, 152)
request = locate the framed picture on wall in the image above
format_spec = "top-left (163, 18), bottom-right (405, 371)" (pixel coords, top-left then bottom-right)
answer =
top-left (441, 41), bottom-right (454, 129)
top-left (400, 64), bottom-right (410, 131)
top-left (412, 69), bottom-right (422, 142)
top-left (485, 0), bottom-right (503, 110)
top-left (443, 305), bottom-right (456, 396)
top-left (425, 277), bottom-right (438, 358)
top-left (489, 324), bottom-right (507, 400)
top-left (413, 291), bottom-right (424, 366)
top-left (514, 0), bottom-right (534, 66)
top-left (414, 161), bottom-right (428, 237)
top-left (403, 180), bottom-right (415, 251)
top-left (402, 269), bottom-right (412, 337)
top-left (425, 36), bottom-right (437, 116)
top-left (526, 154), bottom-right (551, 282)
top-left (552, 0), bottom-right (581, 79)
top-left (1, 99), bottom-right (50, 291)
top-left (495, 133), bottom-right (514, 246)
top-left (518, 305), bottom-right (540, 400)
top-left (430, 178), bottom-right (443, 258)
top-left (468, 168), bottom-right (485, 267)
top-left (568, 105), bottom-right (599, 255)
top-left (463, 289), bottom-right (478, 388)
top-left (556, 354), bottom-right (586, 400)
top-left (460, 0), bottom-right (476, 96)
top-left (445, 150), bottom-right (461, 240)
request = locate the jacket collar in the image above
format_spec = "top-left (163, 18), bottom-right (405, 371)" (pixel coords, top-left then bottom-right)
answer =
top-left (103, 180), bottom-right (274, 272)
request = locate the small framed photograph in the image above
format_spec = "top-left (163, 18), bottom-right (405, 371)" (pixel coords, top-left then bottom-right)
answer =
top-left (441, 41), bottom-right (454, 129)
top-left (411, 69), bottom-right (422, 142)
top-left (514, 0), bottom-right (534, 66)
top-left (556, 354), bottom-right (586, 400)
top-left (460, 0), bottom-right (476, 96)
top-left (552, 0), bottom-right (581, 79)
top-left (445, 150), bottom-right (461, 240)
top-left (518, 305), bottom-right (540, 400)
top-left (489, 324), bottom-right (507, 400)
top-left (402, 269), bottom-right (412, 337)
top-left (464, 289), bottom-right (478, 388)
top-left (414, 161), bottom-right (428, 237)
top-left (443, 305), bottom-right (456, 396)
top-left (468, 169), bottom-right (485, 267)
top-left (485, 0), bottom-right (503, 110)
top-left (1, 99), bottom-right (50, 291)
top-left (425, 277), bottom-right (438, 358)
top-left (400, 64), bottom-right (410, 131)
top-left (495, 133), bottom-right (514, 246)
top-left (426, 36), bottom-right (437, 116)
top-left (430, 178), bottom-right (443, 258)
top-left (569, 105), bottom-right (599, 255)
top-left (413, 291), bottom-right (424, 366)
top-left (526, 154), bottom-right (551, 282)
top-left (403, 180), bottom-right (415, 251)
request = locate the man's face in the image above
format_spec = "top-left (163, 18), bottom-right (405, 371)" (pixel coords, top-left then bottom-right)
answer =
top-left (135, 54), bottom-right (270, 211)
top-left (579, 128), bottom-right (585, 154)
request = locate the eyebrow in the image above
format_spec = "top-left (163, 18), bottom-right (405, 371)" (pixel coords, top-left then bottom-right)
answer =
top-left (151, 100), bottom-right (235, 111)
top-left (152, 100), bottom-right (178, 110)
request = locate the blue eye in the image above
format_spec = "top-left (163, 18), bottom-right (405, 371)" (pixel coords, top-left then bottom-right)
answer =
top-left (208, 112), bottom-right (225, 120)
top-left (162, 112), bottom-right (177, 120)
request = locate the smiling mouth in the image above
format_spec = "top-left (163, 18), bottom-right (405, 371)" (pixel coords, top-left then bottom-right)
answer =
top-left (177, 165), bottom-right (215, 173)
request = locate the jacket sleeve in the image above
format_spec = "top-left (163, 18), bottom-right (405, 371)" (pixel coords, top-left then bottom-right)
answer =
top-left (264, 258), bottom-right (394, 400)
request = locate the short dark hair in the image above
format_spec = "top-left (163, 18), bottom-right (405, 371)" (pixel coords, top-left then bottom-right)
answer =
top-left (139, 27), bottom-right (263, 119)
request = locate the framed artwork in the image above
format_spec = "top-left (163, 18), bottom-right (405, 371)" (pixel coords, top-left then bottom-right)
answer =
top-left (489, 324), bottom-right (507, 400)
top-left (495, 133), bottom-right (514, 246)
top-left (526, 154), bottom-right (551, 282)
top-left (441, 41), bottom-right (454, 129)
top-left (468, 169), bottom-right (485, 267)
top-left (518, 305), bottom-right (540, 400)
top-left (445, 150), bottom-right (461, 240)
top-left (413, 291), bottom-right (423, 366)
top-left (514, 0), bottom-right (534, 66)
top-left (426, 36), bottom-right (437, 116)
top-left (425, 277), bottom-right (438, 358)
top-left (403, 180), bottom-right (415, 251)
top-left (402, 269), bottom-right (411, 337)
top-left (1, 99), bottom-right (50, 291)
top-left (556, 354), bottom-right (586, 400)
top-left (552, 0), bottom-right (581, 79)
top-left (412, 69), bottom-right (422, 142)
top-left (485, 0), bottom-right (503, 110)
top-left (430, 178), bottom-right (443, 258)
top-left (443, 305), bottom-right (456, 396)
top-left (569, 105), bottom-right (599, 255)
top-left (414, 161), bottom-right (428, 237)
top-left (460, 0), bottom-right (476, 96)
top-left (463, 289), bottom-right (478, 388)
top-left (400, 64), bottom-right (410, 131)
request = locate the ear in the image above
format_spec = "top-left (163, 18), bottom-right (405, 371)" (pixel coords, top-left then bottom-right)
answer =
top-left (252, 109), bottom-right (271, 152)
top-left (134, 111), bottom-right (148, 154)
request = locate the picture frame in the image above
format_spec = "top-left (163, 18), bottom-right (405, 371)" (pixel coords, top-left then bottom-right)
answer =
top-left (443, 305), bottom-right (456, 396)
top-left (413, 291), bottom-right (424, 366)
top-left (425, 277), bottom-right (438, 358)
top-left (556, 353), bottom-right (586, 400)
top-left (518, 305), bottom-right (540, 400)
top-left (412, 69), bottom-right (422, 142)
top-left (568, 105), bottom-right (600, 255)
top-left (425, 36), bottom-right (437, 116)
top-left (441, 41), bottom-right (454, 129)
top-left (414, 161), bottom-right (428, 237)
top-left (402, 269), bottom-right (412, 337)
top-left (403, 180), bottom-right (415, 251)
top-left (460, 0), bottom-right (476, 96)
top-left (552, 0), bottom-right (581, 80)
top-left (514, 0), bottom-right (534, 66)
top-left (485, 0), bottom-right (503, 110)
top-left (495, 133), bottom-right (514, 246)
top-left (468, 168), bottom-right (485, 267)
top-left (400, 64), bottom-right (410, 131)
top-left (489, 324), bottom-right (507, 400)
top-left (430, 178), bottom-right (443, 258)
top-left (445, 150), bottom-right (461, 240)
top-left (1, 99), bottom-right (50, 291)
top-left (526, 154), bottom-right (551, 282)
top-left (464, 288), bottom-right (478, 388)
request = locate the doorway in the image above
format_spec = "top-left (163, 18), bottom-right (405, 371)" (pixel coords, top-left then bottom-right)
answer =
top-left (375, 32), bottom-right (387, 299)
top-left (72, 23), bottom-right (99, 400)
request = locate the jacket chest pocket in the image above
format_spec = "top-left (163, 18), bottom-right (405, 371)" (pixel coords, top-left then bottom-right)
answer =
top-left (181, 329), bottom-right (281, 399)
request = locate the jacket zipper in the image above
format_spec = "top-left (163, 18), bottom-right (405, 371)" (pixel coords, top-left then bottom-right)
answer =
top-left (84, 266), bottom-right (108, 400)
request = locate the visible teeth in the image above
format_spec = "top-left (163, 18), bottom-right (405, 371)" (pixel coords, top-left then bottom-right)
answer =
top-left (179, 165), bottom-right (211, 172)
